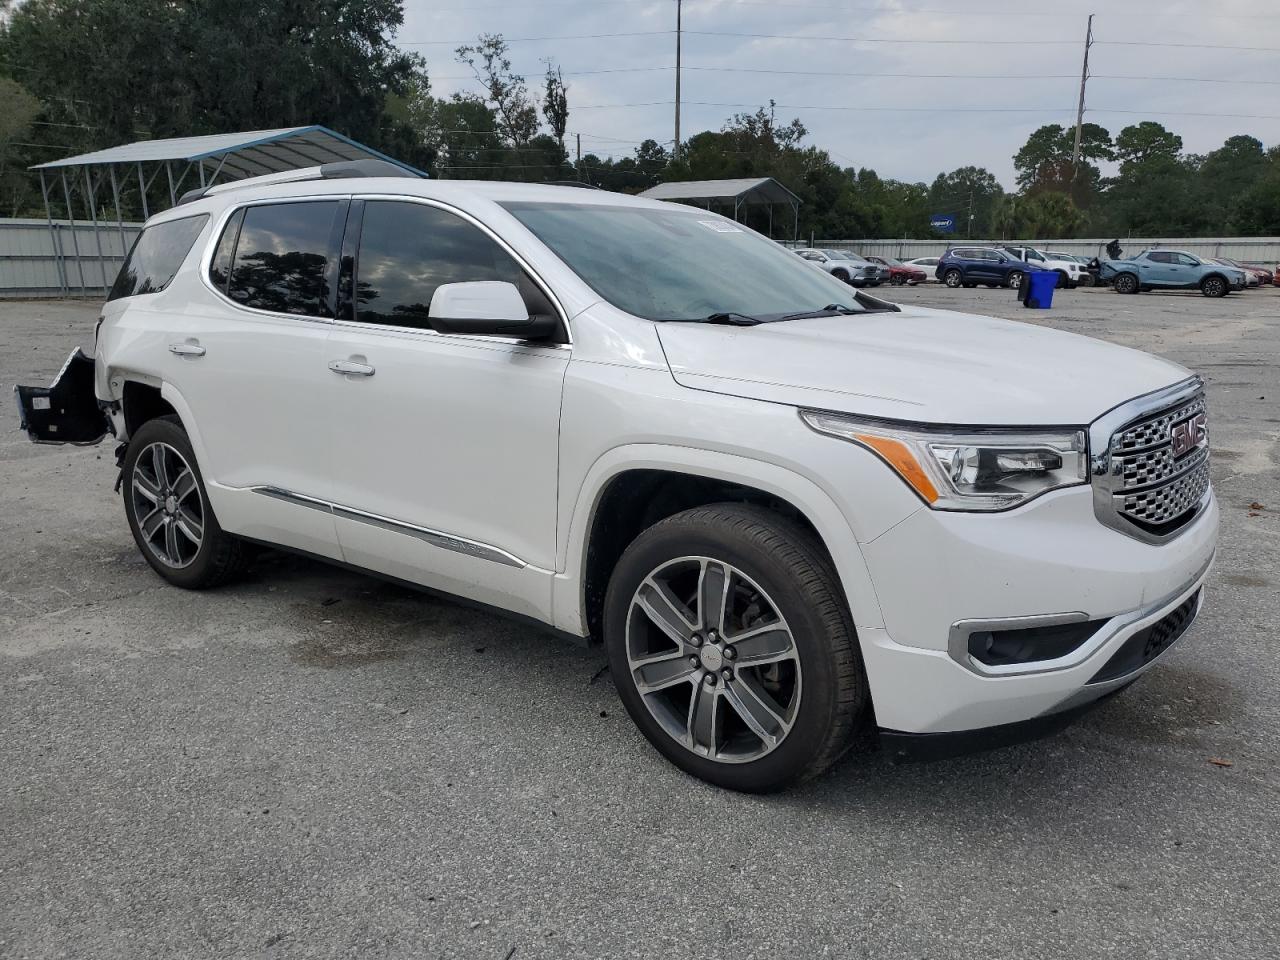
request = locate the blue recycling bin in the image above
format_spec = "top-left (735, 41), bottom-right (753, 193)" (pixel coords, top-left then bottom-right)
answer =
top-left (1021, 269), bottom-right (1057, 309)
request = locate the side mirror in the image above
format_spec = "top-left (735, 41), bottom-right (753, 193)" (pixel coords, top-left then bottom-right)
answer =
top-left (428, 281), bottom-right (558, 340)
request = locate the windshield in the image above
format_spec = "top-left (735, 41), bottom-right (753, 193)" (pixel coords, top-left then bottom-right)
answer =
top-left (502, 202), bottom-right (869, 321)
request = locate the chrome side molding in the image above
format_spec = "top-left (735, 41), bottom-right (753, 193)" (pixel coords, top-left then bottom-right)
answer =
top-left (249, 486), bottom-right (526, 568)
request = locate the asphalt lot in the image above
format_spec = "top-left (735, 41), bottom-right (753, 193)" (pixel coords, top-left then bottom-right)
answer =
top-left (2, 286), bottom-right (1278, 959)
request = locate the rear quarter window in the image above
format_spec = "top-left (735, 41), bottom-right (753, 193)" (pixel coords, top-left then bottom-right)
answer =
top-left (107, 214), bottom-right (209, 302)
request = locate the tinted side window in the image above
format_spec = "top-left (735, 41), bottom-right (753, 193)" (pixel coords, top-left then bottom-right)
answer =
top-left (353, 200), bottom-right (533, 330)
top-left (1175, 253), bottom-right (1199, 266)
top-left (227, 201), bottom-right (339, 316)
top-left (107, 214), bottom-right (209, 301)
top-left (208, 208), bottom-right (244, 292)
top-left (1147, 252), bottom-right (1171, 264)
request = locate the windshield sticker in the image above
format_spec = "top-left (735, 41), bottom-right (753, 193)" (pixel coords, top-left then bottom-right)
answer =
top-left (697, 220), bottom-right (742, 234)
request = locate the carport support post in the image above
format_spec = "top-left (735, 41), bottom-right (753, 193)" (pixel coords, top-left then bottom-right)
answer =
top-left (84, 168), bottom-right (110, 296)
top-left (59, 170), bottom-right (87, 295)
top-left (109, 165), bottom-right (128, 266)
top-left (39, 171), bottom-right (68, 296)
top-left (136, 162), bottom-right (150, 220)
top-left (165, 161), bottom-right (177, 207)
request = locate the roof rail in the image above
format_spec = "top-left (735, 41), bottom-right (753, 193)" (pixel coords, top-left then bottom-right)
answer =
top-left (176, 158), bottom-right (422, 206)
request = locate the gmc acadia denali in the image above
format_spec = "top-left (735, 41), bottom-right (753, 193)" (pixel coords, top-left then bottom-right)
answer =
top-left (17, 162), bottom-right (1218, 792)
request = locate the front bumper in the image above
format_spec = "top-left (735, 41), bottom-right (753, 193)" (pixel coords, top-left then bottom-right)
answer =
top-left (857, 484), bottom-right (1218, 739)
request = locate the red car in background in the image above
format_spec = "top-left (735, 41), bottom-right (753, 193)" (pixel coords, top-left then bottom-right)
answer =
top-left (866, 255), bottom-right (928, 285)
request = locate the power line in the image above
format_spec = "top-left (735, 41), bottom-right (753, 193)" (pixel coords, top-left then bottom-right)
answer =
top-left (400, 30), bottom-right (672, 45)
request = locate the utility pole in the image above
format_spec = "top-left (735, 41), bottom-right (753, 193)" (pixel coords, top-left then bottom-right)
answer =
top-left (1071, 13), bottom-right (1095, 178)
top-left (576, 133), bottom-right (582, 179)
top-left (967, 186), bottom-right (974, 239)
top-left (673, 0), bottom-right (682, 161)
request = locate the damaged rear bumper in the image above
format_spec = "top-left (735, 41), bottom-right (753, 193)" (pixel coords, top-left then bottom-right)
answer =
top-left (15, 348), bottom-right (112, 445)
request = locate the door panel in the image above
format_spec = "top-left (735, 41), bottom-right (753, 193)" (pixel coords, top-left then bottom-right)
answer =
top-left (166, 199), bottom-right (345, 559)
top-left (323, 197), bottom-right (569, 613)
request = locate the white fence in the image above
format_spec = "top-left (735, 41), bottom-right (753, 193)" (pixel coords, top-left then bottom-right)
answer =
top-left (0, 217), bottom-right (142, 298)
top-left (785, 236), bottom-right (1280, 265)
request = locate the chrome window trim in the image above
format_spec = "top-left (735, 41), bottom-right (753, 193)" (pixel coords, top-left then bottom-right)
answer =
top-left (948, 551), bottom-right (1213, 678)
top-left (338, 193), bottom-right (572, 348)
top-left (1088, 375), bottom-right (1209, 544)
top-left (248, 485), bottom-right (527, 568)
top-left (198, 195), bottom-right (347, 327)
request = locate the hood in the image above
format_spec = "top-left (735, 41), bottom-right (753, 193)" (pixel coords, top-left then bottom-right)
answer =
top-left (656, 305), bottom-right (1192, 426)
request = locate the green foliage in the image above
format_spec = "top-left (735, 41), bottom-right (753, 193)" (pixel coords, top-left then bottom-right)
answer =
top-left (0, 76), bottom-right (41, 215)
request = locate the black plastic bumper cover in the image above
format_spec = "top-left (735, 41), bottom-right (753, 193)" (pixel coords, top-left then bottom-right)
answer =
top-left (14, 348), bottom-right (111, 445)
top-left (878, 682), bottom-right (1133, 763)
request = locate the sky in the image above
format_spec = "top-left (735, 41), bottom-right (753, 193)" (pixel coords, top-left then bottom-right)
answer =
top-left (399, 0), bottom-right (1280, 189)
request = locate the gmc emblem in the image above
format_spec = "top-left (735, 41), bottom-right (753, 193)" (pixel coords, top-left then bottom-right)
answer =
top-left (1170, 413), bottom-right (1207, 459)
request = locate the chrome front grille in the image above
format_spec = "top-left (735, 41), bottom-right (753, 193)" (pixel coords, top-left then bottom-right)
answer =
top-left (1115, 395), bottom-right (1205, 452)
top-left (1090, 380), bottom-right (1211, 543)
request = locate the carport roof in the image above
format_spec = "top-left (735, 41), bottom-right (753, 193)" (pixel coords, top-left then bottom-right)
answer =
top-left (638, 177), bottom-right (800, 206)
top-left (31, 125), bottom-right (423, 178)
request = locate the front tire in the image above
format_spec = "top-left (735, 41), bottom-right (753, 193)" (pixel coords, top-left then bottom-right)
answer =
top-left (604, 504), bottom-right (869, 792)
top-left (1201, 275), bottom-right (1228, 298)
top-left (1008, 270), bottom-right (1026, 290)
top-left (122, 416), bottom-right (249, 589)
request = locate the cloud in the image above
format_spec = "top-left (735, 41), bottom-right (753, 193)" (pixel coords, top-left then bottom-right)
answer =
top-left (401, 0), bottom-right (1279, 187)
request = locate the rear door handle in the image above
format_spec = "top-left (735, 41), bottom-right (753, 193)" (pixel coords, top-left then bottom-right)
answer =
top-left (169, 342), bottom-right (205, 357)
top-left (328, 359), bottom-right (375, 377)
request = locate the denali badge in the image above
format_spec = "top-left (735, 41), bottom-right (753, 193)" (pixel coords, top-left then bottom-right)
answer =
top-left (1170, 413), bottom-right (1207, 459)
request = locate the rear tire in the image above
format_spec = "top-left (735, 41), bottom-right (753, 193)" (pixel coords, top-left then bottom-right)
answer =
top-left (944, 269), bottom-right (963, 288)
top-left (122, 416), bottom-right (249, 589)
top-left (1113, 272), bottom-right (1140, 295)
top-left (604, 504), bottom-right (870, 792)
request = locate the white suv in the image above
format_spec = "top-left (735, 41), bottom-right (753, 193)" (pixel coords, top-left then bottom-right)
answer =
top-left (1003, 245), bottom-right (1087, 289)
top-left (17, 163), bottom-right (1218, 792)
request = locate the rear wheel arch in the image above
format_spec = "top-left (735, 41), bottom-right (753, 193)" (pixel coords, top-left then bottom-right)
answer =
top-left (121, 379), bottom-right (179, 439)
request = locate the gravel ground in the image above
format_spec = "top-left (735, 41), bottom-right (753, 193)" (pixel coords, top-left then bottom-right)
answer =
top-left (2, 286), bottom-right (1278, 959)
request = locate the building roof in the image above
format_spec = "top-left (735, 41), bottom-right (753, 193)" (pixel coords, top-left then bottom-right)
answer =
top-left (31, 125), bottom-right (423, 178)
top-left (638, 177), bottom-right (801, 206)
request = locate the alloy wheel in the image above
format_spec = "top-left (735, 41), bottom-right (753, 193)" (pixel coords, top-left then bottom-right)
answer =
top-left (625, 556), bottom-right (801, 764)
top-left (130, 441), bottom-right (204, 568)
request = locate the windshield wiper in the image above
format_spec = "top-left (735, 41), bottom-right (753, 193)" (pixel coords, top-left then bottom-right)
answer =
top-left (704, 312), bottom-right (763, 326)
top-left (769, 304), bottom-right (861, 322)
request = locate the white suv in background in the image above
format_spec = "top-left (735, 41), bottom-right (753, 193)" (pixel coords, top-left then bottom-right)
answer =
top-left (1003, 245), bottom-right (1087, 289)
top-left (17, 162), bottom-right (1217, 792)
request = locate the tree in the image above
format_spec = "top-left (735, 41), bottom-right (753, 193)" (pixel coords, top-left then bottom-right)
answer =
top-left (1013, 122), bottom-right (1111, 199)
top-left (455, 33), bottom-right (538, 148)
top-left (0, 76), bottom-right (40, 215)
top-left (1199, 134), bottom-right (1267, 197)
top-left (1, 0), bottom-right (426, 166)
top-left (927, 167), bottom-right (1004, 238)
top-left (541, 62), bottom-right (568, 152)
top-left (1113, 121), bottom-right (1183, 171)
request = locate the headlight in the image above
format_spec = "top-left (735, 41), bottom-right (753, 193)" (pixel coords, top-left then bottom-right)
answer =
top-left (800, 410), bottom-right (1088, 511)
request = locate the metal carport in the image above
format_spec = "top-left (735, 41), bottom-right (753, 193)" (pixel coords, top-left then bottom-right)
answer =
top-left (29, 126), bottom-right (423, 297)
top-left (638, 177), bottom-right (801, 240)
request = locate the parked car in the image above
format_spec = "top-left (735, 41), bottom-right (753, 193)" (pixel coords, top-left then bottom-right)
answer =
top-left (903, 256), bottom-right (942, 280)
top-left (866, 255), bottom-right (927, 285)
top-left (934, 246), bottom-right (1048, 289)
top-left (1210, 258), bottom-right (1258, 287)
top-left (1214, 256), bottom-right (1272, 286)
top-left (1241, 263), bottom-right (1275, 285)
top-left (1002, 246), bottom-right (1087, 289)
top-left (15, 163), bottom-right (1219, 792)
top-left (1100, 250), bottom-right (1245, 297)
top-left (795, 248), bottom-right (884, 287)
top-left (1047, 252), bottom-right (1096, 286)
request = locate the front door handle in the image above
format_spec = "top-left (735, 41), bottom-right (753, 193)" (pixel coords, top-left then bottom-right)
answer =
top-left (328, 359), bottom-right (375, 377)
top-left (169, 342), bottom-right (206, 357)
